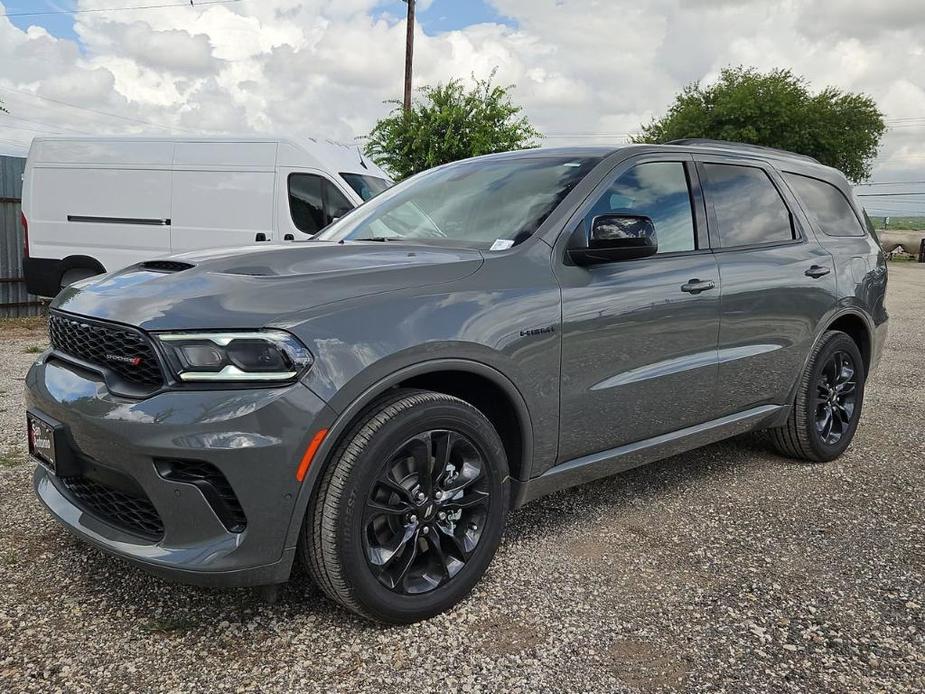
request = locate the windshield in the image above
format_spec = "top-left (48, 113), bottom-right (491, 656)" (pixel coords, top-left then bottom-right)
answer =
top-left (340, 173), bottom-right (392, 201)
top-left (317, 156), bottom-right (602, 248)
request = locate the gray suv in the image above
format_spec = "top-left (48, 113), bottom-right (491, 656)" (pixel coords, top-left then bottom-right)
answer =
top-left (25, 140), bottom-right (888, 623)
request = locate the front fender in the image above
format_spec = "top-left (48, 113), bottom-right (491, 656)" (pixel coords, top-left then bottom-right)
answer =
top-left (280, 356), bottom-right (538, 552)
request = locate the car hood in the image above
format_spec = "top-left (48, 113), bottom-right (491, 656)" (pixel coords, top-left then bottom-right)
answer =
top-left (52, 242), bottom-right (484, 330)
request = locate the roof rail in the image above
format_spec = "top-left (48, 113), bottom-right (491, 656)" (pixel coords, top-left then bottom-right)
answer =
top-left (666, 138), bottom-right (820, 164)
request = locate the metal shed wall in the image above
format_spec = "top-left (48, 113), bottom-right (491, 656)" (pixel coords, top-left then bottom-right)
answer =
top-left (1, 155), bottom-right (43, 317)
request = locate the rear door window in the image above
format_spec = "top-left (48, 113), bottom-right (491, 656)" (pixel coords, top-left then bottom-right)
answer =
top-left (783, 173), bottom-right (865, 237)
top-left (701, 163), bottom-right (795, 248)
top-left (289, 174), bottom-right (355, 234)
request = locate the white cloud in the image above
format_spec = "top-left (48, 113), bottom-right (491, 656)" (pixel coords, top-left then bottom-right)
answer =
top-left (0, 0), bottom-right (922, 196)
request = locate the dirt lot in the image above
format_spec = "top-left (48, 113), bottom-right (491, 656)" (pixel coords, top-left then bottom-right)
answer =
top-left (1, 266), bottom-right (923, 693)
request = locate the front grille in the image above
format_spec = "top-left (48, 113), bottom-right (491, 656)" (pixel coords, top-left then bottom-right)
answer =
top-left (60, 476), bottom-right (164, 540)
top-left (157, 461), bottom-right (247, 532)
top-left (49, 312), bottom-right (164, 388)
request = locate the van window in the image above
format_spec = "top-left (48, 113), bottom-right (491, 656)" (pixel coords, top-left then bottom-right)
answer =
top-left (783, 173), bottom-right (865, 237)
top-left (702, 164), bottom-right (794, 248)
top-left (289, 174), bottom-right (355, 234)
top-left (586, 162), bottom-right (696, 254)
top-left (324, 180), bottom-right (353, 221)
top-left (341, 173), bottom-right (391, 201)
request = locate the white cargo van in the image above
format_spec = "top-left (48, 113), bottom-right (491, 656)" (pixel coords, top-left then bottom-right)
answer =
top-left (21, 136), bottom-right (392, 296)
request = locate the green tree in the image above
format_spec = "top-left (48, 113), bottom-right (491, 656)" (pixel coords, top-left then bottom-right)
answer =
top-left (634, 67), bottom-right (886, 182)
top-left (365, 74), bottom-right (541, 180)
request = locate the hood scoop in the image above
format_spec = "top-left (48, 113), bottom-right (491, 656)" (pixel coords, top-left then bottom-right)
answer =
top-left (140, 260), bottom-right (195, 273)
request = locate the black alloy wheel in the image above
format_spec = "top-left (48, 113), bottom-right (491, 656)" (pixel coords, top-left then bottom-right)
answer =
top-left (301, 389), bottom-right (509, 623)
top-left (364, 429), bottom-right (490, 594)
top-left (768, 330), bottom-right (866, 462)
top-left (813, 350), bottom-right (858, 446)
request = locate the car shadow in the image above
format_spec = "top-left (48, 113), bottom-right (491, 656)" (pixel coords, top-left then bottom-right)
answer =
top-left (56, 432), bottom-right (791, 632)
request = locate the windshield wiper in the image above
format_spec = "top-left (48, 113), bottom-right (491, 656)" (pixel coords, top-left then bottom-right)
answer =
top-left (354, 236), bottom-right (400, 242)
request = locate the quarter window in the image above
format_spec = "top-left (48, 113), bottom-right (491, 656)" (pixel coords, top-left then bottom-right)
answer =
top-left (702, 164), bottom-right (795, 248)
top-left (783, 173), bottom-right (865, 237)
top-left (586, 162), bottom-right (696, 254)
top-left (289, 174), bottom-right (355, 234)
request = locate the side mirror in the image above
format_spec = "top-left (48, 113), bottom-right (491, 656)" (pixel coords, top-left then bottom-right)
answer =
top-left (568, 214), bottom-right (658, 266)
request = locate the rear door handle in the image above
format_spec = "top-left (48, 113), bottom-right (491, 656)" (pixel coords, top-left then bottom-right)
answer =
top-left (805, 265), bottom-right (831, 278)
top-left (681, 279), bottom-right (716, 294)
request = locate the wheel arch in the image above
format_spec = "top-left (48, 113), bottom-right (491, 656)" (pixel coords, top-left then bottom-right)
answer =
top-left (61, 254), bottom-right (106, 274)
top-left (824, 311), bottom-right (872, 375)
top-left (774, 307), bottom-right (875, 430)
top-left (283, 359), bottom-right (536, 552)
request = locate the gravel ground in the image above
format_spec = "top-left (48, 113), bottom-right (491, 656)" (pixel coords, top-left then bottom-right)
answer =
top-left (1, 266), bottom-right (924, 693)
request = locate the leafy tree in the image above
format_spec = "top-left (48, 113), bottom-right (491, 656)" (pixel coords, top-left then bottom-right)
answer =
top-left (0, 98), bottom-right (6, 114)
top-left (634, 67), bottom-right (886, 182)
top-left (365, 74), bottom-right (541, 180)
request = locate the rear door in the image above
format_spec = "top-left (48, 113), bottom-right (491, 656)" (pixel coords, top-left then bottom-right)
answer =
top-left (555, 154), bottom-right (722, 463)
top-left (696, 157), bottom-right (836, 414)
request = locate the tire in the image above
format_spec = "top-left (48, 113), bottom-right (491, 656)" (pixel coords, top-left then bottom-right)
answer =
top-left (769, 330), bottom-right (866, 462)
top-left (299, 388), bottom-right (510, 623)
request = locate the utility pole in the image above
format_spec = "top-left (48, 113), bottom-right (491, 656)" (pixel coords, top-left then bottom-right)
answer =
top-left (403, 0), bottom-right (415, 113)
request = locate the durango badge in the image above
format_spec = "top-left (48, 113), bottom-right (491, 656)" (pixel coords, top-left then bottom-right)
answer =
top-left (104, 353), bottom-right (143, 367)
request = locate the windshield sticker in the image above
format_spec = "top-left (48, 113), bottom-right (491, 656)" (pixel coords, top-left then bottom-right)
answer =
top-left (489, 239), bottom-right (515, 251)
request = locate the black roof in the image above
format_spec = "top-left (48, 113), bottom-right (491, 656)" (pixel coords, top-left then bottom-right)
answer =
top-left (666, 138), bottom-right (821, 164)
top-left (483, 140), bottom-right (820, 165)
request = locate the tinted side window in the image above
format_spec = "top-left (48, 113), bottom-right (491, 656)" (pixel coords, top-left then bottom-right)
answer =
top-left (783, 173), bottom-right (865, 237)
top-left (702, 163), bottom-right (794, 248)
top-left (586, 162), bottom-right (696, 254)
top-left (289, 174), bottom-right (325, 234)
top-left (324, 180), bottom-right (353, 222)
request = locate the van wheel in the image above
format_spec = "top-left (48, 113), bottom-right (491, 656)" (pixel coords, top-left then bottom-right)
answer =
top-left (60, 267), bottom-right (100, 290)
top-left (768, 330), bottom-right (866, 462)
top-left (300, 389), bottom-right (509, 623)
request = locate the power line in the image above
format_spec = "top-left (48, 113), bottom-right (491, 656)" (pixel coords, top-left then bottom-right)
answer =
top-left (0, 114), bottom-right (94, 135)
top-left (0, 85), bottom-right (199, 133)
top-left (0, 0), bottom-right (243, 18)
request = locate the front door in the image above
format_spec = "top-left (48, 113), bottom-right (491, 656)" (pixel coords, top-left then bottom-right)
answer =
top-left (555, 155), bottom-right (722, 464)
top-left (280, 170), bottom-right (355, 242)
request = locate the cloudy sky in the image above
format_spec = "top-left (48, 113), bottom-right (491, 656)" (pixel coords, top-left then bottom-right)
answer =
top-left (1, 0), bottom-right (923, 214)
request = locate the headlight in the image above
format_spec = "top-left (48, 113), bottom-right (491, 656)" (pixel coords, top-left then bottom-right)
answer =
top-left (154, 330), bottom-right (313, 383)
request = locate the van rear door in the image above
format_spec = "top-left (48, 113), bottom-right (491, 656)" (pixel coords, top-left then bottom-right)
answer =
top-left (170, 141), bottom-right (276, 253)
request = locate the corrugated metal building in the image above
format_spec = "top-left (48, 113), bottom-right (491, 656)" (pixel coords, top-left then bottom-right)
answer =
top-left (1, 154), bottom-right (42, 317)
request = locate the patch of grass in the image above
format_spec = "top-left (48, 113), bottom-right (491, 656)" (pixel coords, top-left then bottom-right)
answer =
top-left (0, 450), bottom-right (23, 469)
top-left (141, 616), bottom-right (200, 634)
top-left (23, 345), bottom-right (46, 354)
top-left (0, 316), bottom-right (48, 339)
top-left (874, 216), bottom-right (925, 231)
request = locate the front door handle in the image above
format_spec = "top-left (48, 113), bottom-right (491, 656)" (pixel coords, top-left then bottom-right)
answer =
top-left (681, 279), bottom-right (716, 294)
top-left (805, 265), bottom-right (831, 278)
top-left (255, 233), bottom-right (268, 242)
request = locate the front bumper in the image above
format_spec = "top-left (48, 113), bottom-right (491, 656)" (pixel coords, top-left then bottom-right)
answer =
top-left (26, 354), bottom-right (335, 587)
